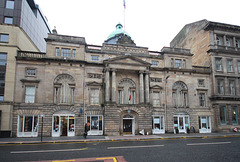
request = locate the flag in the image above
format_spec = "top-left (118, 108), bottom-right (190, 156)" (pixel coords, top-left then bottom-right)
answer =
top-left (123, 0), bottom-right (126, 9)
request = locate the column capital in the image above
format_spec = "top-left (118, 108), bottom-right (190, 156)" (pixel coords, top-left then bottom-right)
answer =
top-left (139, 70), bottom-right (144, 74)
top-left (104, 67), bottom-right (110, 72)
top-left (111, 68), bottom-right (117, 72)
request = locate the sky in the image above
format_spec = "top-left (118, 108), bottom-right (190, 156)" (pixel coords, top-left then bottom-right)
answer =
top-left (35, 0), bottom-right (240, 51)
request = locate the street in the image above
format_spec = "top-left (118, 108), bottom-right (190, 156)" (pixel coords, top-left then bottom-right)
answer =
top-left (1, 137), bottom-right (240, 162)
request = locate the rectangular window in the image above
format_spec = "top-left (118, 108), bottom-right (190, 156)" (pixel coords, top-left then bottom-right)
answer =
top-left (86, 115), bottom-right (103, 132)
top-left (91, 55), bottom-right (99, 61)
top-left (0, 34), bottom-right (9, 42)
top-left (26, 69), bottom-right (36, 76)
top-left (199, 93), bottom-right (205, 107)
top-left (6, 0), bottom-right (14, 9)
top-left (90, 88), bottom-right (99, 105)
top-left (229, 80), bottom-right (235, 95)
top-left (216, 58), bottom-right (222, 71)
top-left (152, 91), bottom-right (160, 106)
top-left (0, 53), bottom-right (7, 102)
top-left (56, 48), bottom-right (59, 56)
top-left (25, 86), bottom-right (36, 103)
top-left (72, 49), bottom-right (76, 58)
top-left (171, 58), bottom-right (174, 67)
top-left (61, 48), bottom-right (71, 57)
top-left (227, 60), bottom-right (233, 72)
top-left (152, 116), bottom-right (164, 130)
top-left (198, 79), bottom-right (205, 87)
top-left (220, 106), bottom-right (227, 125)
top-left (183, 60), bottom-right (186, 68)
top-left (18, 115), bottom-right (38, 133)
top-left (4, 17), bottom-right (13, 24)
top-left (175, 59), bottom-right (181, 67)
top-left (152, 61), bottom-right (158, 66)
top-left (238, 61), bottom-right (240, 73)
top-left (217, 79), bottom-right (224, 94)
top-left (232, 107), bottom-right (238, 125)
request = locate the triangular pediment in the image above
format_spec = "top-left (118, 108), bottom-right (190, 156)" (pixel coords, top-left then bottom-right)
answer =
top-left (104, 55), bottom-right (151, 67)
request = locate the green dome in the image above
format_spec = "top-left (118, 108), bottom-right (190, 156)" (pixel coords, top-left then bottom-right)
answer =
top-left (107, 23), bottom-right (130, 40)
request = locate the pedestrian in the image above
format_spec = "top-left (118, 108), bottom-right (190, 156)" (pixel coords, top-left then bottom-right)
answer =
top-left (83, 122), bottom-right (90, 139)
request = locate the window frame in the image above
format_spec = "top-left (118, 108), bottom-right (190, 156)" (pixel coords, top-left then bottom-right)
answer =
top-left (229, 80), bottom-right (236, 95)
top-left (216, 37), bottom-right (221, 45)
top-left (25, 68), bottom-right (37, 77)
top-left (217, 79), bottom-right (224, 95)
top-left (152, 91), bottom-right (161, 107)
top-left (91, 55), bottom-right (99, 61)
top-left (226, 38), bottom-right (231, 46)
top-left (61, 48), bottom-right (71, 57)
top-left (72, 49), bottom-right (76, 58)
top-left (215, 58), bottom-right (222, 71)
top-left (4, 16), bottom-right (13, 24)
top-left (0, 34), bottom-right (9, 43)
top-left (220, 106), bottom-right (227, 125)
top-left (227, 59), bottom-right (233, 72)
top-left (175, 59), bottom-right (181, 67)
top-left (152, 61), bottom-right (159, 67)
top-left (25, 86), bottom-right (36, 103)
top-left (5, 0), bottom-right (14, 9)
top-left (89, 88), bottom-right (100, 105)
top-left (237, 61), bottom-right (240, 73)
top-left (198, 79), bottom-right (205, 87)
top-left (232, 107), bottom-right (238, 125)
top-left (199, 93), bottom-right (206, 107)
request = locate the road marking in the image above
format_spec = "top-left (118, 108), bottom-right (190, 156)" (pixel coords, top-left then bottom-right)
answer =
top-left (10, 148), bottom-right (88, 154)
top-left (96, 157), bottom-right (117, 162)
top-left (187, 141), bottom-right (231, 146)
top-left (108, 144), bottom-right (164, 149)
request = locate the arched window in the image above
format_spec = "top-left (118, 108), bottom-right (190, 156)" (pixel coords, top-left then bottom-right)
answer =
top-left (172, 81), bottom-right (188, 107)
top-left (118, 78), bottom-right (136, 104)
top-left (54, 74), bottom-right (75, 104)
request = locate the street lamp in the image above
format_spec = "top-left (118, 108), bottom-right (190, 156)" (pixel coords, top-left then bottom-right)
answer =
top-left (40, 114), bottom-right (45, 142)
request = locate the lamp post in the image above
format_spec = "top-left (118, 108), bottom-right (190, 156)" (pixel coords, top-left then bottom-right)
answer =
top-left (165, 76), bottom-right (170, 133)
top-left (40, 114), bottom-right (45, 142)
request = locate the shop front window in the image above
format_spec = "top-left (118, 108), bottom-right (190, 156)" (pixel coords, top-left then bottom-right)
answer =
top-left (232, 107), bottom-right (238, 125)
top-left (220, 106), bottom-right (227, 125)
top-left (86, 115), bottom-right (103, 135)
top-left (18, 115), bottom-right (38, 137)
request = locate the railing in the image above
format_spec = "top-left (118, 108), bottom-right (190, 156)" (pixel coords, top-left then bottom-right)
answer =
top-left (17, 51), bottom-right (46, 58)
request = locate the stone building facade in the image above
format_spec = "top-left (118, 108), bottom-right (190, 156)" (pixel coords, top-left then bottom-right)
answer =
top-left (171, 19), bottom-right (240, 132)
top-left (0, 0), bottom-right (50, 137)
top-left (12, 24), bottom-right (213, 137)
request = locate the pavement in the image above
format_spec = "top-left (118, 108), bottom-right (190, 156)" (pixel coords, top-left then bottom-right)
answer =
top-left (0, 132), bottom-right (240, 145)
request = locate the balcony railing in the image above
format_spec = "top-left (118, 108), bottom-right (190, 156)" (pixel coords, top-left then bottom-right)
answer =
top-left (17, 51), bottom-right (46, 59)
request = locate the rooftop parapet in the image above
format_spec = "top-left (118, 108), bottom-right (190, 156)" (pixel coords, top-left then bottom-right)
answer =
top-left (161, 47), bottom-right (193, 56)
top-left (46, 34), bottom-right (86, 45)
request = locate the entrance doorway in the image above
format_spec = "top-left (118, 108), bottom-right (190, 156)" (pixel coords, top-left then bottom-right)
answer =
top-left (174, 115), bottom-right (189, 134)
top-left (52, 113), bottom-right (75, 137)
top-left (123, 114), bottom-right (134, 135)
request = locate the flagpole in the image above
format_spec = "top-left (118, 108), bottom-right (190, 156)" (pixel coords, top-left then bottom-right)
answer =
top-left (123, 0), bottom-right (126, 35)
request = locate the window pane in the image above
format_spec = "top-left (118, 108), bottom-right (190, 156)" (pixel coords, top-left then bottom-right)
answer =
top-left (91, 55), bottom-right (99, 61)
top-left (56, 48), bottom-right (59, 56)
top-left (26, 69), bottom-right (36, 76)
top-left (33, 116), bottom-right (38, 132)
top-left (175, 59), bottom-right (181, 67)
top-left (232, 107), bottom-right (238, 124)
top-left (216, 58), bottom-right (222, 71)
top-left (99, 116), bottom-right (102, 130)
top-left (0, 34), bottom-right (9, 42)
top-left (61, 48), bottom-right (71, 57)
top-left (227, 60), bottom-right (233, 72)
top-left (72, 49), bottom-right (76, 58)
top-left (6, 0), bottom-right (14, 9)
top-left (152, 61), bottom-right (158, 66)
top-left (24, 116), bottom-right (33, 132)
top-left (19, 116), bottom-right (23, 132)
top-left (25, 86), bottom-right (35, 103)
top-left (4, 17), bottom-right (13, 24)
top-left (220, 107), bottom-right (226, 125)
top-left (91, 116), bottom-right (98, 130)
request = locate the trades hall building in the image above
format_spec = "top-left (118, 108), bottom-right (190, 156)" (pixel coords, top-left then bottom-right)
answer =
top-left (0, 1), bottom-right (239, 137)
top-left (12, 23), bottom-right (215, 137)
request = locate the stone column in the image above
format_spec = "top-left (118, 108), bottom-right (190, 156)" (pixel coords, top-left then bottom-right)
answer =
top-left (139, 71), bottom-right (144, 103)
top-left (145, 71), bottom-right (150, 103)
top-left (111, 69), bottom-right (116, 102)
top-left (105, 68), bottom-right (110, 102)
